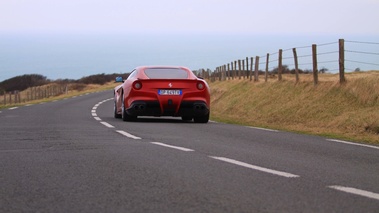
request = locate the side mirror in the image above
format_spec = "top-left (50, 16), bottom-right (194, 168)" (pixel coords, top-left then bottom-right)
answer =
top-left (115, 76), bottom-right (124, 83)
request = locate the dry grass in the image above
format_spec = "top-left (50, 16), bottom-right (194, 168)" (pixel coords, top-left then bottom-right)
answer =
top-left (210, 71), bottom-right (379, 144)
top-left (0, 82), bottom-right (117, 109)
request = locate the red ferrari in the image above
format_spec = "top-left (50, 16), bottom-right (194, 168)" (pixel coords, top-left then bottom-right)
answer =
top-left (114, 66), bottom-right (210, 123)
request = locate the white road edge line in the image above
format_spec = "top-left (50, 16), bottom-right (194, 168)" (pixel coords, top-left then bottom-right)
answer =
top-left (116, 130), bottom-right (141, 140)
top-left (8, 107), bottom-right (18, 110)
top-left (326, 139), bottom-right (379, 150)
top-left (328, 185), bottom-right (379, 201)
top-left (151, 142), bottom-right (194, 152)
top-left (100, 122), bottom-right (115, 128)
top-left (247, 126), bottom-right (279, 132)
top-left (210, 156), bottom-right (299, 178)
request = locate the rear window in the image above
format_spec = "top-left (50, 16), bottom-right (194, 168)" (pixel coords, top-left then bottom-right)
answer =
top-left (144, 68), bottom-right (189, 79)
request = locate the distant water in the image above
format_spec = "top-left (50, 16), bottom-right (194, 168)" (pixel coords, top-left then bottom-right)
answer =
top-left (0, 33), bottom-right (378, 81)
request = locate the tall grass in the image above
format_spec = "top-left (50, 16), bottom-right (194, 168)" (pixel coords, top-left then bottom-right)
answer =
top-left (210, 71), bottom-right (379, 144)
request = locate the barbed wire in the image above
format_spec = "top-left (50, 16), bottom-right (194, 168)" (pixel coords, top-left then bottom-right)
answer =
top-left (345, 60), bottom-right (379, 66)
top-left (346, 50), bottom-right (379, 55)
top-left (345, 40), bottom-right (379, 45)
top-left (318, 60), bottom-right (337, 64)
top-left (318, 41), bottom-right (338, 47)
top-left (317, 51), bottom-right (339, 56)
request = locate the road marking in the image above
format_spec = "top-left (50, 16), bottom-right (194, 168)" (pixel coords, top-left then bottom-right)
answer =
top-left (8, 107), bottom-right (18, 110)
top-left (247, 126), bottom-right (279, 132)
top-left (91, 110), bottom-right (96, 113)
top-left (328, 185), bottom-right (379, 201)
top-left (151, 142), bottom-right (194, 152)
top-left (100, 122), bottom-right (115, 128)
top-left (116, 130), bottom-right (142, 139)
top-left (92, 113), bottom-right (97, 117)
top-left (94, 117), bottom-right (101, 121)
top-left (210, 156), bottom-right (299, 178)
top-left (326, 139), bottom-right (379, 150)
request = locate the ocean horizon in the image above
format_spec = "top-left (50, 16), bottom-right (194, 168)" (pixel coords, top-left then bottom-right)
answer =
top-left (0, 33), bottom-right (378, 82)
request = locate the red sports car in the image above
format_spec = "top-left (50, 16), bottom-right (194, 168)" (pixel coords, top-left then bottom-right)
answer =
top-left (114, 66), bottom-right (210, 123)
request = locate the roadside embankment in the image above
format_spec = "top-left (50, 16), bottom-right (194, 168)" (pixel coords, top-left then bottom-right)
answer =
top-left (209, 71), bottom-right (379, 144)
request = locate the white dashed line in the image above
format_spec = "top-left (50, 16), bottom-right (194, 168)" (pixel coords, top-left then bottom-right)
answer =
top-left (8, 107), bottom-right (18, 110)
top-left (247, 126), bottom-right (279, 132)
top-left (100, 122), bottom-right (115, 128)
top-left (326, 139), bottom-right (379, 150)
top-left (116, 130), bottom-right (141, 140)
top-left (151, 142), bottom-right (194, 152)
top-left (94, 117), bottom-right (101, 121)
top-left (210, 156), bottom-right (299, 178)
top-left (328, 185), bottom-right (379, 201)
top-left (92, 113), bottom-right (97, 117)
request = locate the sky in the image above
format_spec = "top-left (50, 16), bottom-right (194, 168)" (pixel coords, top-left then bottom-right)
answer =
top-left (1, 0), bottom-right (378, 35)
top-left (0, 0), bottom-right (378, 81)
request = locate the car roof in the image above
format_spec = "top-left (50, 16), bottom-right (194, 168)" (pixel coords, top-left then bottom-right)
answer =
top-left (135, 65), bottom-right (190, 71)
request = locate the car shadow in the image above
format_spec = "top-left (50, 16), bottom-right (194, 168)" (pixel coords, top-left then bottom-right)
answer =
top-left (134, 117), bottom-right (193, 123)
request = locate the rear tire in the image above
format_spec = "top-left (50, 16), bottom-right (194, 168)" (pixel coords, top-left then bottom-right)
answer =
top-left (114, 101), bottom-right (122, 119)
top-left (193, 113), bottom-right (209, 123)
top-left (121, 93), bottom-right (137, 122)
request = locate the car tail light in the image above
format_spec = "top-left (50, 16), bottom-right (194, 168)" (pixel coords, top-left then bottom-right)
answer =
top-left (197, 81), bottom-right (205, 90)
top-left (133, 81), bottom-right (142, 90)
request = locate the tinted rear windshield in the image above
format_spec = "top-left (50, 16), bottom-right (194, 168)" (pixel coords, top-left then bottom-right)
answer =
top-left (144, 68), bottom-right (189, 79)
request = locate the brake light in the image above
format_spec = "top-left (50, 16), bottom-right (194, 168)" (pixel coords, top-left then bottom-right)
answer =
top-left (197, 81), bottom-right (205, 90)
top-left (133, 81), bottom-right (142, 90)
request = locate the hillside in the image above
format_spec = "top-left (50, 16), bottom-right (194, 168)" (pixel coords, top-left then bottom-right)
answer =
top-left (209, 71), bottom-right (379, 144)
top-left (0, 73), bottom-right (129, 93)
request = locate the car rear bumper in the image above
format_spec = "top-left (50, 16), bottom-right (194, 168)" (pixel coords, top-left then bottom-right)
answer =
top-left (126, 100), bottom-right (209, 117)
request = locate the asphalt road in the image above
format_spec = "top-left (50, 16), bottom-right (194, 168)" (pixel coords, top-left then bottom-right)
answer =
top-left (1, 90), bottom-right (378, 213)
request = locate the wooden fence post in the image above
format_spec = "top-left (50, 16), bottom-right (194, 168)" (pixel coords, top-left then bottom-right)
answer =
top-left (3, 92), bottom-right (6, 105)
top-left (250, 57), bottom-right (254, 81)
top-left (242, 60), bottom-right (245, 79)
top-left (18, 91), bottom-right (21, 103)
top-left (292, 48), bottom-right (300, 83)
top-left (265, 53), bottom-right (269, 82)
top-left (254, 56), bottom-right (260, 82)
top-left (224, 65), bottom-right (227, 81)
top-left (245, 57), bottom-right (249, 79)
top-left (234, 60), bottom-right (238, 79)
top-left (238, 60), bottom-right (241, 79)
top-left (230, 61), bottom-right (234, 79)
top-left (312, 44), bottom-right (318, 85)
top-left (339, 39), bottom-right (346, 84)
top-left (278, 49), bottom-right (283, 81)
top-left (227, 63), bottom-right (230, 80)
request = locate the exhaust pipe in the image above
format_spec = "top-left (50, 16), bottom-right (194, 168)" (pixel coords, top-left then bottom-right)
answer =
top-left (133, 104), bottom-right (146, 111)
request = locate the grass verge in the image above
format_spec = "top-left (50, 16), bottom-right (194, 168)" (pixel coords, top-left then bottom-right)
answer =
top-left (209, 71), bottom-right (379, 145)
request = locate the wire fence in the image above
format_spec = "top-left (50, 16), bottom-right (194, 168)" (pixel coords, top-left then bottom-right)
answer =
top-left (1, 84), bottom-right (68, 106)
top-left (195, 38), bottom-right (379, 84)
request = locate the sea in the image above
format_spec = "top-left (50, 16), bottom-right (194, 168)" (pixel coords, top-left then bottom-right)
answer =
top-left (0, 33), bottom-right (378, 82)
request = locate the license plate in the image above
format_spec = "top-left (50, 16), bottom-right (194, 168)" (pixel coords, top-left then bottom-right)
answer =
top-left (158, 89), bottom-right (182, 95)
